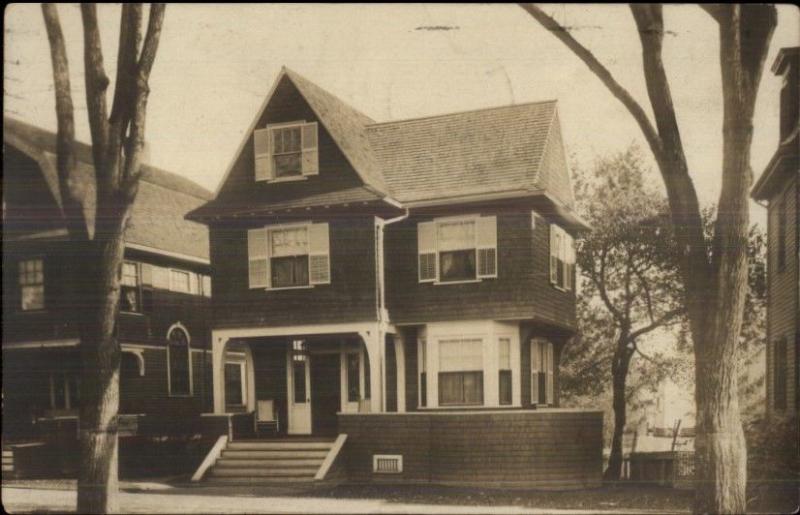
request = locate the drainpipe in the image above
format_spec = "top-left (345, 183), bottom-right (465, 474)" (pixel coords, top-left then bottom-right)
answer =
top-left (376, 209), bottom-right (410, 323)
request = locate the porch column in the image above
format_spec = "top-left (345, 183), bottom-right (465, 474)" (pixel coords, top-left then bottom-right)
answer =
top-left (394, 334), bottom-right (406, 413)
top-left (211, 333), bottom-right (227, 414)
top-left (360, 329), bottom-right (384, 413)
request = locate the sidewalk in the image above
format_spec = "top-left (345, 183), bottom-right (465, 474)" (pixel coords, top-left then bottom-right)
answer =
top-left (1, 484), bottom-right (688, 515)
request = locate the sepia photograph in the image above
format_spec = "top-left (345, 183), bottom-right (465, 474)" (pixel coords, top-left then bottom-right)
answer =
top-left (2, 4), bottom-right (799, 514)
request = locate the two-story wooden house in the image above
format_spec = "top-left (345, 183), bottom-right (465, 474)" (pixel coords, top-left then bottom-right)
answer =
top-left (752, 47), bottom-right (799, 416)
top-left (187, 68), bottom-right (602, 488)
top-left (2, 118), bottom-right (215, 474)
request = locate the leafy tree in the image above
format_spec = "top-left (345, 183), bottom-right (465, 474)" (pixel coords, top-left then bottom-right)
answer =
top-left (568, 146), bottom-right (685, 480)
top-left (520, 5), bottom-right (776, 512)
top-left (41, 4), bottom-right (165, 513)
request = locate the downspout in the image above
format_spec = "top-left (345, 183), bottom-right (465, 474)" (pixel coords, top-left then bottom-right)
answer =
top-left (375, 208), bottom-right (409, 413)
top-left (376, 209), bottom-right (410, 323)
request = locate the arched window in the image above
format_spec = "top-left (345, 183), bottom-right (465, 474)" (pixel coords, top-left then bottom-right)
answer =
top-left (167, 325), bottom-right (191, 396)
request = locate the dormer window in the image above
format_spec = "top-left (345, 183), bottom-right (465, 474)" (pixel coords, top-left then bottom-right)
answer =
top-left (254, 122), bottom-right (319, 182)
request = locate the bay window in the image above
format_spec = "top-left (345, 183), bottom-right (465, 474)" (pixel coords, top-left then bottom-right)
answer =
top-left (438, 338), bottom-right (484, 406)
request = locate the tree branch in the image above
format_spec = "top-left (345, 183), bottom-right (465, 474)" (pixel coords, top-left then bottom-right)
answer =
top-left (41, 3), bottom-right (89, 242)
top-left (79, 4), bottom-right (110, 172)
top-left (592, 245), bottom-right (626, 324)
top-left (122, 4), bottom-right (165, 191)
top-left (629, 307), bottom-right (685, 341)
top-left (518, 3), bottom-right (664, 160)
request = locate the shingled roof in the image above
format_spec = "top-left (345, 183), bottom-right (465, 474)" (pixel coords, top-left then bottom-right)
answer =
top-left (194, 68), bottom-right (584, 228)
top-left (367, 101), bottom-right (574, 207)
top-left (4, 117), bottom-right (212, 262)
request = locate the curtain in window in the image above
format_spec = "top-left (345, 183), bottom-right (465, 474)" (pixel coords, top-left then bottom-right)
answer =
top-left (271, 227), bottom-right (308, 257)
top-left (438, 220), bottom-right (475, 251)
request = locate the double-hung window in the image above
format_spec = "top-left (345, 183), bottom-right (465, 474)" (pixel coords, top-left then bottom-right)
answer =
top-left (438, 338), bottom-right (484, 406)
top-left (121, 262), bottom-right (141, 313)
top-left (253, 122), bottom-right (319, 181)
top-left (531, 339), bottom-right (554, 405)
top-left (247, 222), bottom-right (330, 289)
top-left (19, 258), bottom-right (44, 311)
top-left (550, 224), bottom-right (575, 291)
top-left (418, 215), bottom-right (497, 283)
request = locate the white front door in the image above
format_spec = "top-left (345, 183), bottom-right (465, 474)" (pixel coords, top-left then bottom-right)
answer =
top-left (287, 347), bottom-right (311, 434)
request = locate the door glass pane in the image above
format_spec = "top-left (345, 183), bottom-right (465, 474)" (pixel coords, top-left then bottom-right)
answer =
top-left (293, 360), bottom-right (307, 403)
top-left (225, 363), bottom-right (243, 406)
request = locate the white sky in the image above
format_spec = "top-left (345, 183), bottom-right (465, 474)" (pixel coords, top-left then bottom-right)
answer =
top-left (5, 4), bottom-right (799, 227)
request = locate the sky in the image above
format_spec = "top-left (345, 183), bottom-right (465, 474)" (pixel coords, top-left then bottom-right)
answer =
top-left (4, 4), bottom-right (799, 228)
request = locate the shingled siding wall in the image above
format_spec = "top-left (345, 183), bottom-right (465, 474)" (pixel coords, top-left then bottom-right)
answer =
top-left (385, 211), bottom-right (576, 329)
top-left (338, 410), bottom-right (603, 489)
top-left (209, 216), bottom-right (378, 328)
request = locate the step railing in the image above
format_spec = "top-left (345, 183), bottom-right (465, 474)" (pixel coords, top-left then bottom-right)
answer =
top-left (314, 434), bottom-right (347, 481)
top-left (191, 435), bottom-right (228, 482)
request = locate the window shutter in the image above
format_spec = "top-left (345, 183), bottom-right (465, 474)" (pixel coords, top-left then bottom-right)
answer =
top-left (301, 122), bottom-right (319, 176)
top-left (549, 225), bottom-right (559, 285)
top-left (247, 228), bottom-right (269, 289)
top-left (308, 222), bottom-right (330, 284)
top-left (531, 340), bottom-right (541, 405)
top-left (254, 128), bottom-right (272, 182)
top-left (477, 216), bottom-right (498, 278)
top-left (545, 341), bottom-right (554, 404)
top-left (418, 221), bottom-right (437, 282)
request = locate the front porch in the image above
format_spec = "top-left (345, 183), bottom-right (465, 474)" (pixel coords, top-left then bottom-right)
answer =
top-left (211, 322), bottom-right (404, 438)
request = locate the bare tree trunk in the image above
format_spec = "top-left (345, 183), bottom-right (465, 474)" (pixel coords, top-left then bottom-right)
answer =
top-left (605, 343), bottom-right (632, 481)
top-left (77, 223), bottom-right (129, 514)
top-left (41, 4), bottom-right (165, 512)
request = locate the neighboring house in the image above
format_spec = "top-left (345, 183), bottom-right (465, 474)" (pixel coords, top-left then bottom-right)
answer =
top-left (186, 68), bottom-right (602, 488)
top-left (751, 47), bottom-right (800, 416)
top-left (2, 118), bottom-right (215, 456)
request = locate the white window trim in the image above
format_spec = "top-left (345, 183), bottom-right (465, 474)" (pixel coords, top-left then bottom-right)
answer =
top-left (120, 261), bottom-right (144, 315)
top-left (436, 334), bottom-right (486, 407)
top-left (166, 322), bottom-right (194, 397)
top-left (224, 359), bottom-right (248, 408)
top-left (425, 214), bottom-right (497, 285)
top-left (550, 224), bottom-right (575, 292)
top-left (265, 121), bottom-right (308, 183)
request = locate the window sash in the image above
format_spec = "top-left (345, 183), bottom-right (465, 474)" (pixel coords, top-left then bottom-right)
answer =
top-left (271, 255), bottom-right (309, 288)
top-left (439, 371), bottom-right (484, 406)
top-left (439, 338), bottom-right (483, 372)
top-left (439, 249), bottom-right (477, 282)
top-left (170, 270), bottom-right (191, 293)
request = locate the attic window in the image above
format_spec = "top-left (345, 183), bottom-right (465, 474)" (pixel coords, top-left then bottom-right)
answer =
top-left (253, 122), bottom-right (319, 181)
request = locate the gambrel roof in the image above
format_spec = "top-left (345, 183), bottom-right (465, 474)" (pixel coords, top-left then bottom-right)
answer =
top-left (193, 67), bottom-right (585, 229)
top-left (4, 117), bottom-right (213, 263)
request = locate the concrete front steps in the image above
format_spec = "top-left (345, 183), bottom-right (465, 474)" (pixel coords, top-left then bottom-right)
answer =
top-left (202, 438), bottom-right (340, 485)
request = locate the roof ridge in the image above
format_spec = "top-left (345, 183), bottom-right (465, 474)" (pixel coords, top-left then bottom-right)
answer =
top-left (366, 99), bottom-right (558, 128)
top-left (283, 67), bottom-right (378, 124)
